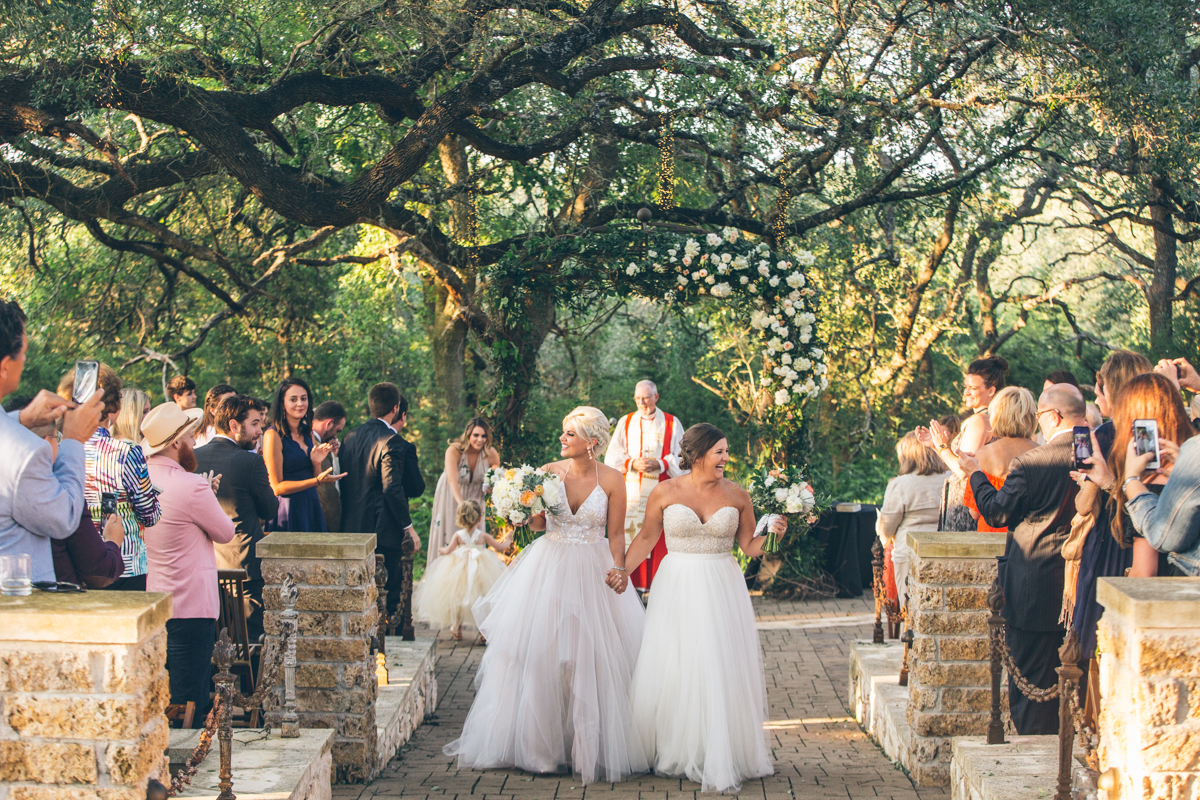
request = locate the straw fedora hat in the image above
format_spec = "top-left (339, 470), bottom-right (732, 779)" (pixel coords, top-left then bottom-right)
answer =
top-left (140, 402), bottom-right (203, 457)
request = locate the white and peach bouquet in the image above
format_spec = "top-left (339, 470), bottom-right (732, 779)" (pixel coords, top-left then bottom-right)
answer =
top-left (745, 466), bottom-right (821, 553)
top-left (484, 465), bottom-right (564, 547)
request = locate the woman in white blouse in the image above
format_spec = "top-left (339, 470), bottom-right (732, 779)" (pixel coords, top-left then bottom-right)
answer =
top-left (877, 432), bottom-right (949, 608)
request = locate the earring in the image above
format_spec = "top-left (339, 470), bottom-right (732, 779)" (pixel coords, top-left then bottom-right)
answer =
top-left (587, 444), bottom-right (594, 460)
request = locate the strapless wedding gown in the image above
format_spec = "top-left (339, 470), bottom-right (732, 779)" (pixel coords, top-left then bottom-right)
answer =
top-left (443, 484), bottom-right (649, 784)
top-left (630, 504), bottom-right (773, 792)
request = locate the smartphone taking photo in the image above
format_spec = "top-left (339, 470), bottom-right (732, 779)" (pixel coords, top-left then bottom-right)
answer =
top-left (1132, 419), bottom-right (1161, 470)
top-left (1072, 426), bottom-right (1093, 470)
top-left (99, 492), bottom-right (118, 519)
top-left (72, 360), bottom-right (99, 404)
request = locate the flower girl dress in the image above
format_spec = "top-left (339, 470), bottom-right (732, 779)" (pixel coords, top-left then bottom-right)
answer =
top-left (413, 527), bottom-right (507, 632)
top-left (443, 479), bottom-right (648, 784)
top-left (630, 503), bottom-right (773, 793)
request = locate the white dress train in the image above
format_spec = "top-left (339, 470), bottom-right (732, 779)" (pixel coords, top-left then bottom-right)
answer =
top-left (630, 504), bottom-right (773, 793)
top-left (443, 484), bottom-right (649, 784)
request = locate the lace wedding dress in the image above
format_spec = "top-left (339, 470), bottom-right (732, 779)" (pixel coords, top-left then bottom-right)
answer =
top-left (630, 504), bottom-right (773, 792)
top-left (443, 481), bottom-right (649, 784)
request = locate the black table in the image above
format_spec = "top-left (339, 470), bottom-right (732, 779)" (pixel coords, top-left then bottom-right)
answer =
top-left (811, 504), bottom-right (878, 597)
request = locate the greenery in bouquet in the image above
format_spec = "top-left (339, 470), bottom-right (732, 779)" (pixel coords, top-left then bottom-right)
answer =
top-left (745, 467), bottom-right (821, 554)
top-left (484, 465), bottom-right (564, 548)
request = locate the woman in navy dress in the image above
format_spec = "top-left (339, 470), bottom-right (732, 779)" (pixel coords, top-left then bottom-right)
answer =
top-left (262, 377), bottom-right (344, 532)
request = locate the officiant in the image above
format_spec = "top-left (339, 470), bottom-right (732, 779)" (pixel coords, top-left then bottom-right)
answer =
top-left (604, 380), bottom-right (684, 592)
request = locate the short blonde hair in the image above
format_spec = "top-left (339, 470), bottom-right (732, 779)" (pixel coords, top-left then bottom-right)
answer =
top-left (563, 406), bottom-right (611, 455)
top-left (455, 500), bottom-right (482, 530)
top-left (896, 431), bottom-right (946, 476)
top-left (988, 386), bottom-right (1037, 439)
top-left (1086, 402), bottom-right (1103, 429)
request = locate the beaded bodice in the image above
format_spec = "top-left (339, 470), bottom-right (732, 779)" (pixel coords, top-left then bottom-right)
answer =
top-left (545, 485), bottom-right (608, 545)
top-left (662, 505), bottom-right (739, 554)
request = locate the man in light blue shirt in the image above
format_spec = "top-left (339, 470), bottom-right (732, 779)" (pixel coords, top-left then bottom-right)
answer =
top-left (0, 299), bottom-right (104, 582)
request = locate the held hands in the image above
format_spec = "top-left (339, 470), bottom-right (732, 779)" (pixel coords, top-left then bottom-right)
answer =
top-left (605, 568), bottom-right (629, 594)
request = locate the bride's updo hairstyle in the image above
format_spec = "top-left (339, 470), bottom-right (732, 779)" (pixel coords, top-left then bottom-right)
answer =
top-left (679, 423), bottom-right (727, 471)
top-left (563, 406), bottom-right (612, 456)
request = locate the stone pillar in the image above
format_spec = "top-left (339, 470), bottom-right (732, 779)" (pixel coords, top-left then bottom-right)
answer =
top-left (1096, 577), bottom-right (1200, 799)
top-left (259, 532), bottom-right (380, 784)
top-left (0, 591), bottom-right (172, 800)
top-left (905, 530), bottom-right (1007, 786)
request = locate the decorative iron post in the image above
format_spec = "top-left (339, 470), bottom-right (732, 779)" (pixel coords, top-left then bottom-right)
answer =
top-left (212, 628), bottom-right (237, 800)
top-left (375, 554), bottom-right (389, 653)
top-left (898, 625), bottom-right (914, 687)
top-left (400, 551), bottom-right (415, 641)
top-left (987, 577), bottom-right (1006, 745)
top-left (1055, 629), bottom-right (1083, 800)
top-left (280, 575), bottom-right (300, 738)
top-left (871, 538), bottom-right (885, 645)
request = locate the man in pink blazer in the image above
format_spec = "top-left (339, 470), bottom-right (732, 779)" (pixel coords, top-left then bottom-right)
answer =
top-left (142, 402), bottom-right (235, 727)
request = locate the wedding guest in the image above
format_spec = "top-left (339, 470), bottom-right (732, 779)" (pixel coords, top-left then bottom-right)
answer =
top-left (195, 395), bottom-right (277, 643)
top-left (57, 363), bottom-right (161, 591)
top-left (1043, 370), bottom-right (1080, 391)
top-left (961, 387), bottom-right (1039, 533)
top-left (960, 383), bottom-right (1085, 735)
top-left (111, 388), bottom-right (151, 443)
top-left (0, 299), bottom-right (104, 581)
top-left (313, 401), bottom-right (347, 532)
top-left (919, 356), bottom-right (1007, 531)
top-left (876, 432), bottom-right (948, 608)
top-left (341, 383), bottom-right (424, 617)
top-left (195, 383), bottom-right (236, 447)
top-left (604, 380), bottom-right (685, 592)
top-left (166, 375), bottom-right (197, 410)
top-left (142, 402), bottom-right (234, 727)
top-left (1093, 350), bottom-right (1153, 439)
top-left (428, 417), bottom-right (500, 567)
top-left (1085, 402), bottom-right (1103, 429)
top-left (262, 377), bottom-right (342, 532)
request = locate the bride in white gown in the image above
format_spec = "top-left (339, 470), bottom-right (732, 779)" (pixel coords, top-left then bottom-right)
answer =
top-left (612, 422), bottom-right (784, 793)
top-left (444, 406), bottom-right (648, 784)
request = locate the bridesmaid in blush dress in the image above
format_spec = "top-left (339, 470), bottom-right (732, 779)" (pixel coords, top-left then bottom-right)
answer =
top-left (262, 377), bottom-right (345, 533)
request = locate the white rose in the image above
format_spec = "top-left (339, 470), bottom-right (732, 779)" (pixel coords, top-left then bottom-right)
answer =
top-left (626, 264), bottom-right (639, 275)
top-left (785, 496), bottom-right (805, 514)
top-left (810, 347), bottom-right (825, 358)
top-left (786, 272), bottom-right (805, 288)
top-left (798, 312), bottom-right (816, 326)
top-left (774, 389), bottom-right (791, 406)
top-left (705, 274), bottom-right (716, 284)
top-left (740, 276), bottom-right (749, 284)
top-left (758, 264), bottom-right (771, 277)
top-left (774, 487), bottom-right (789, 503)
top-left (722, 226), bottom-right (739, 243)
top-left (784, 306), bottom-right (796, 317)
top-left (733, 256), bottom-right (749, 270)
top-left (648, 250), bottom-right (658, 258)
top-left (783, 377), bottom-right (794, 387)
top-left (706, 233), bottom-right (722, 247)
top-left (682, 256), bottom-right (692, 266)
top-left (668, 248), bottom-right (678, 257)
top-left (768, 276), bottom-right (780, 287)
top-left (800, 332), bottom-right (811, 343)
top-left (684, 239), bottom-right (701, 258)
top-left (777, 260), bottom-right (789, 271)
top-left (721, 252), bottom-right (732, 264)
top-left (711, 282), bottom-right (733, 298)
top-left (677, 275), bottom-right (689, 285)
top-left (781, 354), bottom-right (792, 365)
top-left (750, 310), bottom-right (770, 329)
top-left (795, 250), bottom-right (816, 266)
top-left (764, 476), bottom-right (777, 487)
top-left (796, 357), bottom-right (812, 371)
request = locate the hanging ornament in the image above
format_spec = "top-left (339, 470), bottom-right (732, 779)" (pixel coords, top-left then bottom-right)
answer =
top-left (655, 111), bottom-right (677, 211)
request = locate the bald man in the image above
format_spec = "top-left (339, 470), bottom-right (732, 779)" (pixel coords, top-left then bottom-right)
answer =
top-left (604, 380), bottom-right (684, 592)
top-left (958, 383), bottom-right (1086, 736)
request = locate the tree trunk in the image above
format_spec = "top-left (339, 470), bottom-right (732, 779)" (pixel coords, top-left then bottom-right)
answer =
top-left (1148, 174), bottom-right (1177, 358)
top-left (490, 291), bottom-right (556, 463)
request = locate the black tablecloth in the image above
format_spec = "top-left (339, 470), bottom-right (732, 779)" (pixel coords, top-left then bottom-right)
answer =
top-left (812, 504), bottom-right (878, 597)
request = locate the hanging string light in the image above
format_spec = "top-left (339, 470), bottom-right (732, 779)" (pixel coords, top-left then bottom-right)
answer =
top-left (655, 111), bottom-right (676, 211)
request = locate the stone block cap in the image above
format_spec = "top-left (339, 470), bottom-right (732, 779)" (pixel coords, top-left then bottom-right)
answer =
top-left (257, 532), bottom-right (377, 561)
top-left (1096, 577), bottom-right (1200, 628)
top-left (0, 591), bottom-right (172, 643)
top-left (908, 530), bottom-right (1007, 559)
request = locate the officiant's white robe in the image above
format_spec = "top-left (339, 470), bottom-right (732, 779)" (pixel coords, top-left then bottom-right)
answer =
top-left (604, 409), bottom-right (685, 544)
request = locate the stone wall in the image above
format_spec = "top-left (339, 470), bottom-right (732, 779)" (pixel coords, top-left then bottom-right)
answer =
top-left (260, 532), bottom-right (380, 784)
top-left (1096, 577), bottom-right (1200, 800)
top-left (0, 591), bottom-right (173, 800)
top-left (905, 530), bottom-right (1007, 786)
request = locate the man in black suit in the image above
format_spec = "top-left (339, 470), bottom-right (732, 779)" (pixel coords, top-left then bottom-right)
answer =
top-left (959, 384), bottom-right (1086, 735)
top-left (340, 383), bottom-right (425, 616)
top-left (194, 395), bottom-right (278, 642)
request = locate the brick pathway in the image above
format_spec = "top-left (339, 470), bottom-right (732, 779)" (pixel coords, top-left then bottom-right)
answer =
top-left (336, 594), bottom-right (948, 799)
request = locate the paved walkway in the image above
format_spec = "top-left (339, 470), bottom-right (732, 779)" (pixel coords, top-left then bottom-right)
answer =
top-left (336, 594), bottom-right (947, 799)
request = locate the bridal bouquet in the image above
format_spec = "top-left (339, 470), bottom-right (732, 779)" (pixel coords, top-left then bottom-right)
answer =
top-left (484, 465), bottom-right (565, 548)
top-left (745, 466), bottom-right (819, 553)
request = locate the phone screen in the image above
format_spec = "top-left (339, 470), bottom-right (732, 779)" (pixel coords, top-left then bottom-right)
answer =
top-left (73, 360), bottom-right (99, 404)
top-left (1072, 426), bottom-right (1093, 470)
top-left (100, 492), bottom-right (118, 518)
top-left (1132, 419), bottom-right (1161, 469)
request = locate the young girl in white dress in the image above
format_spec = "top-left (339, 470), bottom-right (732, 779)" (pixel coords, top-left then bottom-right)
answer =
top-left (444, 407), bottom-right (648, 784)
top-left (612, 422), bottom-right (787, 794)
top-left (414, 500), bottom-right (510, 641)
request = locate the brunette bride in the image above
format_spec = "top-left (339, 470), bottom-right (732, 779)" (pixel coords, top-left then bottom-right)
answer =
top-left (611, 423), bottom-right (785, 793)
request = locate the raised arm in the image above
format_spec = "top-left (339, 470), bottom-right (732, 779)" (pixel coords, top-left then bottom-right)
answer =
top-left (263, 429), bottom-right (326, 496)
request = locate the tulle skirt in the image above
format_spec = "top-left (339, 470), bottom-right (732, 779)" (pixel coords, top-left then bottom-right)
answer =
top-left (443, 536), bottom-right (649, 784)
top-left (414, 545), bottom-right (506, 630)
top-left (631, 552), bottom-right (773, 793)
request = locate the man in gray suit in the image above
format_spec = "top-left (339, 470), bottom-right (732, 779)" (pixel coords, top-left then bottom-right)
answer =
top-left (960, 384), bottom-right (1085, 735)
top-left (194, 395), bottom-right (278, 642)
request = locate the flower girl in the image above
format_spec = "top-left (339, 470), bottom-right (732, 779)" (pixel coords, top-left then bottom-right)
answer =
top-left (414, 500), bottom-right (511, 640)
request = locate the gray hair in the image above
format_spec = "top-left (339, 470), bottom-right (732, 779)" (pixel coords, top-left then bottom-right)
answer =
top-left (635, 380), bottom-right (658, 395)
